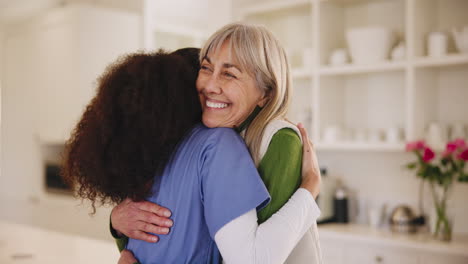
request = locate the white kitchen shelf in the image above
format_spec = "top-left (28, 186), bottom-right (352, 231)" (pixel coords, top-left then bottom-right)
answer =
top-left (413, 53), bottom-right (468, 68)
top-left (235, 0), bottom-right (468, 151)
top-left (291, 68), bottom-right (313, 79)
top-left (318, 0), bottom-right (379, 4)
top-left (239, 0), bottom-right (312, 17)
top-left (319, 61), bottom-right (406, 76)
top-left (316, 142), bottom-right (405, 151)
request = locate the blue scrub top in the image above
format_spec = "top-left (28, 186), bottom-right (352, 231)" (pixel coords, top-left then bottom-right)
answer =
top-left (126, 124), bottom-right (270, 263)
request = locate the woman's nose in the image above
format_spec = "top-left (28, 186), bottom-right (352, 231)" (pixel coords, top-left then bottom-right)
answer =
top-left (204, 74), bottom-right (222, 94)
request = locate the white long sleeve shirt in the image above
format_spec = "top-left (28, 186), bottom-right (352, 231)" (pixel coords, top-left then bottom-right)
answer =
top-left (215, 188), bottom-right (320, 264)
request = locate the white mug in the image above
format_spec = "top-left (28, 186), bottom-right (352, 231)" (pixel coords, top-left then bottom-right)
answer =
top-left (426, 122), bottom-right (447, 149)
top-left (368, 129), bottom-right (383, 143)
top-left (354, 129), bottom-right (367, 142)
top-left (428, 32), bottom-right (448, 57)
top-left (385, 127), bottom-right (403, 143)
top-left (451, 123), bottom-right (466, 140)
top-left (329, 49), bottom-right (348, 66)
top-left (323, 126), bottom-right (342, 142)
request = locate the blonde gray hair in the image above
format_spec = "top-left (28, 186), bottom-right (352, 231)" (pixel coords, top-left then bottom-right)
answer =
top-left (200, 22), bottom-right (292, 165)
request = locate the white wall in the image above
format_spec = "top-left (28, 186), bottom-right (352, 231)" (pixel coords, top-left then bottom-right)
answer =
top-left (0, 4), bottom-right (140, 241)
top-left (151, 0), bottom-right (232, 35)
top-left (0, 28), bottom-right (3, 181)
top-left (0, 0), bottom-right (231, 241)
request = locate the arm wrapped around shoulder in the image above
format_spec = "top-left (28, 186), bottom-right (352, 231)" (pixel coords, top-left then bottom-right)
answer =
top-left (215, 188), bottom-right (320, 264)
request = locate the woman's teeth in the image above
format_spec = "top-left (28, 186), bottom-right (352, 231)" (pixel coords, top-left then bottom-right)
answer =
top-left (206, 100), bottom-right (228, 109)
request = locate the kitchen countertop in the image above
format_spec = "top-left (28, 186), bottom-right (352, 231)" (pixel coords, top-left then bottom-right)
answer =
top-left (319, 223), bottom-right (468, 257)
top-left (0, 220), bottom-right (119, 264)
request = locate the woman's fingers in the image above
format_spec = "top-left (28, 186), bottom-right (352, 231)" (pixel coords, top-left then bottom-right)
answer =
top-left (297, 123), bottom-right (321, 199)
top-left (297, 123), bottom-right (312, 152)
top-left (130, 230), bottom-right (160, 243)
top-left (111, 198), bottom-right (173, 242)
top-left (118, 250), bottom-right (138, 264)
top-left (136, 221), bottom-right (170, 236)
top-left (135, 200), bottom-right (172, 218)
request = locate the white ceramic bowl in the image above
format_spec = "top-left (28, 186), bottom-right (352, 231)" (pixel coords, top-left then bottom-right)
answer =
top-left (454, 36), bottom-right (468, 53)
top-left (452, 26), bottom-right (468, 53)
top-left (346, 26), bottom-right (395, 64)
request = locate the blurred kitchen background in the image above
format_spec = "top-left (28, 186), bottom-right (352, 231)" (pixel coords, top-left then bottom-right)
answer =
top-left (1, 0), bottom-right (468, 263)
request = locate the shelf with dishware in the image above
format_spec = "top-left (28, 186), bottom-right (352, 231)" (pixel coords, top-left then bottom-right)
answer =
top-left (317, 72), bottom-right (406, 149)
top-left (238, 0), bottom-right (315, 72)
top-left (318, 61), bottom-right (406, 76)
top-left (411, 64), bottom-right (468, 149)
top-left (413, 53), bottom-right (468, 68)
top-left (317, 0), bottom-right (406, 68)
top-left (315, 142), bottom-right (406, 152)
top-left (409, 0), bottom-right (468, 145)
top-left (288, 78), bottom-right (315, 133)
top-left (233, 0), bottom-right (468, 151)
top-left (412, 0), bottom-right (468, 59)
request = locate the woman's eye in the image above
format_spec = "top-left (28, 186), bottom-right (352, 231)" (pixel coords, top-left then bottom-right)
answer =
top-left (223, 72), bottom-right (236, 79)
top-left (201, 65), bottom-right (212, 72)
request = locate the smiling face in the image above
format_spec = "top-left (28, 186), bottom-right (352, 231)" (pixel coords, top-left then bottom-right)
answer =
top-left (196, 41), bottom-right (268, 128)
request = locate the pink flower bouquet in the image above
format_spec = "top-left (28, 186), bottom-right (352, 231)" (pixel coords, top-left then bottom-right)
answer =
top-left (405, 138), bottom-right (468, 241)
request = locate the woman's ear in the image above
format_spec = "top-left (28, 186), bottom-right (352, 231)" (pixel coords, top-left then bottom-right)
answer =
top-left (257, 94), bottom-right (270, 108)
top-left (257, 89), bottom-right (271, 108)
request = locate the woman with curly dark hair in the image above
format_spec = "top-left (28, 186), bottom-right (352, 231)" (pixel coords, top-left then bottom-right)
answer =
top-left (62, 48), bottom-right (320, 263)
top-left (62, 49), bottom-right (202, 210)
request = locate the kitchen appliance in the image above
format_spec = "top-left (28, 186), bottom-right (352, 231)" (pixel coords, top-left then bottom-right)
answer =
top-left (333, 181), bottom-right (349, 223)
top-left (346, 26), bottom-right (395, 64)
top-left (45, 163), bottom-right (72, 194)
top-left (317, 168), bottom-right (337, 223)
top-left (452, 25), bottom-right (468, 53)
top-left (389, 205), bottom-right (419, 233)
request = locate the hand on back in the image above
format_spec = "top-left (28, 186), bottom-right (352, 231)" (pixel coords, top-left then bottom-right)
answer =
top-left (111, 198), bottom-right (173, 243)
top-left (297, 123), bottom-right (321, 199)
top-left (111, 123), bottom-right (321, 244)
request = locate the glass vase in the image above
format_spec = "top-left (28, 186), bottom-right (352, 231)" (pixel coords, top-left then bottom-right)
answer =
top-left (430, 183), bottom-right (453, 242)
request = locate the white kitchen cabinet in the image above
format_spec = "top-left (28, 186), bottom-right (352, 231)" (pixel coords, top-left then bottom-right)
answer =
top-left (0, 220), bottom-right (118, 264)
top-left (234, 0), bottom-right (468, 151)
top-left (4, 3), bottom-right (140, 144)
top-left (319, 224), bottom-right (468, 264)
top-left (343, 244), bottom-right (418, 264)
top-left (321, 237), bottom-right (417, 264)
top-left (419, 252), bottom-right (468, 264)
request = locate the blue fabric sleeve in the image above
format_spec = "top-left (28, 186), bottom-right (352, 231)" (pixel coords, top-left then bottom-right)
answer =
top-left (200, 128), bottom-right (270, 239)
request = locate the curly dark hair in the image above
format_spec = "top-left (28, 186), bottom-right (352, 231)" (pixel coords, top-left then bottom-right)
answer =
top-left (62, 48), bottom-right (201, 212)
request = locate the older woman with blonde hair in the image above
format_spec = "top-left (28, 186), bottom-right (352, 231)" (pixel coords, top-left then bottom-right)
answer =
top-left (112, 23), bottom-right (323, 263)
